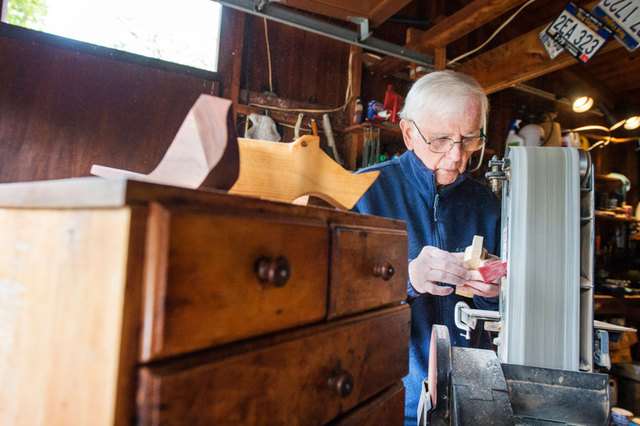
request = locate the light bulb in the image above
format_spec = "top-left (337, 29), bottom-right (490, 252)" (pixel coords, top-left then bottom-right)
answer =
top-left (572, 96), bottom-right (594, 113)
top-left (624, 116), bottom-right (640, 130)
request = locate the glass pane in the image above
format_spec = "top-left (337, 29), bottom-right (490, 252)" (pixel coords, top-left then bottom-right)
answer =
top-left (3, 0), bottom-right (222, 72)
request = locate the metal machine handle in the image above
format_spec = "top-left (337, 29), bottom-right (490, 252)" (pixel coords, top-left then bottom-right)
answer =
top-left (373, 262), bottom-right (395, 281)
top-left (255, 256), bottom-right (291, 287)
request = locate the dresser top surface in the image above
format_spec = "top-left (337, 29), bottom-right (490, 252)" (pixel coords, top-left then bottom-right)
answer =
top-left (0, 177), bottom-right (406, 230)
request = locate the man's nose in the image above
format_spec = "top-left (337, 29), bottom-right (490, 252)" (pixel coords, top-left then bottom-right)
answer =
top-left (447, 141), bottom-right (464, 161)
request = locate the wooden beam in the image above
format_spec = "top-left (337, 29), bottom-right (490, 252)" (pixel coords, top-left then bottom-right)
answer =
top-left (458, 24), bottom-right (624, 95)
top-left (347, 45), bottom-right (363, 124)
top-left (219, 7), bottom-right (246, 123)
top-left (370, 0), bottom-right (531, 75)
top-left (369, 0), bottom-right (413, 28)
top-left (434, 47), bottom-right (447, 71)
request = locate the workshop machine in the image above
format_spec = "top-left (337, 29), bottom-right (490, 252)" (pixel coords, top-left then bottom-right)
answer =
top-left (419, 147), bottom-right (630, 425)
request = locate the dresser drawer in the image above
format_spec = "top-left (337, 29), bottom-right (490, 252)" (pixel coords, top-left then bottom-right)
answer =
top-left (136, 305), bottom-right (410, 425)
top-left (141, 208), bottom-right (329, 361)
top-left (328, 226), bottom-right (408, 319)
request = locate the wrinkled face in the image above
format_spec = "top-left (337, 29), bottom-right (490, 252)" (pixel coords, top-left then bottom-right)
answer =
top-left (400, 102), bottom-right (483, 186)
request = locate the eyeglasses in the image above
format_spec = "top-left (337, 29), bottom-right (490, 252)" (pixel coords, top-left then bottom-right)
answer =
top-left (412, 120), bottom-right (486, 154)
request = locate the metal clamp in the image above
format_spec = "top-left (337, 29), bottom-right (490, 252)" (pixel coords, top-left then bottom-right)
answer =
top-left (485, 155), bottom-right (507, 194)
top-left (348, 16), bottom-right (371, 42)
top-left (455, 301), bottom-right (502, 340)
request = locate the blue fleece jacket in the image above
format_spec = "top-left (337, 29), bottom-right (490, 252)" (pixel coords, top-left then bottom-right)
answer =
top-left (352, 150), bottom-right (501, 425)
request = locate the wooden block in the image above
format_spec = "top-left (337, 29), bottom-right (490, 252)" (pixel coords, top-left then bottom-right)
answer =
top-left (228, 136), bottom-right (379, 210)
top-left (91, 94), bottom-right (239, 190)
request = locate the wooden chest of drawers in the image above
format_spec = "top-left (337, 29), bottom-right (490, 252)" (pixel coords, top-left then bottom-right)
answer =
top-left (0, 178), bottom-right (409, 425)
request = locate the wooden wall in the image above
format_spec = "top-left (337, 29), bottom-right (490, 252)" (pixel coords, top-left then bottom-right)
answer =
top-left (0, 28), bottom-right (221, 183)
top-left (0, 6), bottom-right (354, 183)
top-left (0, 3), bottom-right (636, 190)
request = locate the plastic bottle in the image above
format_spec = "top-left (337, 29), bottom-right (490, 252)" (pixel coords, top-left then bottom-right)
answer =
top-left (352, 97), bottom-right (363, 125)
top-left (505, 119), bottom-right (525, 153)
top-left (518, 123), bottom-right (545, 147)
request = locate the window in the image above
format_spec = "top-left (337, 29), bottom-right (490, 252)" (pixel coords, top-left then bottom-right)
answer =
top-left (1, 0), bottom-right (222, 72)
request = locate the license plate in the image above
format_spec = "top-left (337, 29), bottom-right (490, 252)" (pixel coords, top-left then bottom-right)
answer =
top-left (592, 0), bottom-right (640, 51)
top-left (546, 2), bottom-right (612, 63)
top-left (540, 24), bottom-right (564, 59)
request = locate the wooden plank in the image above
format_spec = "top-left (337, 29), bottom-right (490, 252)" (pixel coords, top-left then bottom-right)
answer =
top-left (434, 47), bottom-right (447, 71)
top-left (370, 0), bottom-right (531, 74)
top-left (369, 0), bottom-right (413, 28)
top-left (0, 177), bottom-right (407, 231)
top-left (219, 7), bottom-right (246, 121)
top-left (458, 23), bottom-right (625, 95)
top-left (0, 207), bottom-right (133, 425)
top-left (228, 136), bottom-right (379, 210)
top-left (347, 45), bottom-right (363, 126)
top-left (91, 94), bottom-right (239, 191)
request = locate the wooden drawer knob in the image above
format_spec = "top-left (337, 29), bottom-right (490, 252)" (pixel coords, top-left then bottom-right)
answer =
top-left (373, 262), bottom-right (395, 281)
top-left (255, 256), bottom-right (291, 287)
top-left (328, 369), bottom-right (354, 398)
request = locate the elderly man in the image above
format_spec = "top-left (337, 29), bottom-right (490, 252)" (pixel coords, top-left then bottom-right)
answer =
top-left (352, 70), bottom-right (501, 425)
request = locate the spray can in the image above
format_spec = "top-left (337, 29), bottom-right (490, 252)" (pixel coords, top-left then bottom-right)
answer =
top-left (505, 119), bottom-right (525, 153)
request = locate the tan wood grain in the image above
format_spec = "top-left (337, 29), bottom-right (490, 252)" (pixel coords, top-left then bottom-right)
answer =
top-left (328, 226), bottom-right (408, 319)
top-left (137, 305), bottom-right (410, 425)
top-left (0, 207), bottom-right (132, 426)
top-left (229, 135), bottom-right (379, 210)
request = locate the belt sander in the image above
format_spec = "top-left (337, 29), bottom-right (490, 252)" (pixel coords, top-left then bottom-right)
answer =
top-left (419, 147), bottom-right (633, 425)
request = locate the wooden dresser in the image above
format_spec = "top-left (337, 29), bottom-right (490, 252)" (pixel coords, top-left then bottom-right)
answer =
top-left (0, 177), bottom-right (410, 425)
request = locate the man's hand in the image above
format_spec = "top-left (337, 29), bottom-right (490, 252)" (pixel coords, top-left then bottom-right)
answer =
top-left (409, 247), bottom-right (501, 297)
top-left (409, 246), bottom-right (473, 296)
top-left (455, 255), bottom-right (501, 298)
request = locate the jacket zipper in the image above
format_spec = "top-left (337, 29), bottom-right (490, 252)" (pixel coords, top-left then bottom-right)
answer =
top-left (433, 191), bottom-right (446, 326)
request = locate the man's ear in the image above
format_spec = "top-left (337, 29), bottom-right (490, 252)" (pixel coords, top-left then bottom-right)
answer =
top-left (399, 119), bottom-right (415, 151)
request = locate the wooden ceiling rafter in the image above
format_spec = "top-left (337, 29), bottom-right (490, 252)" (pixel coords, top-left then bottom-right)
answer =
top-left (457, 1), bottom-right (627, 95)
top-left (370, 0), bottom-right (532, 75)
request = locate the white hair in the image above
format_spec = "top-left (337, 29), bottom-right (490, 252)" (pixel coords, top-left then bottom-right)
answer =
top-left (398, 70), bottom-right (488, 126)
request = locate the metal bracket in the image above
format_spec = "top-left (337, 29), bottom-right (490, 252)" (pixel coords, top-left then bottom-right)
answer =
top-left (455, 301), bottom-right (502, 340)
top-left (348, 16), bottom-right (371, 42)
top-left (254, 0), bottom-right (283, 12)
top-left (217, 0), bottom-right (434, 68)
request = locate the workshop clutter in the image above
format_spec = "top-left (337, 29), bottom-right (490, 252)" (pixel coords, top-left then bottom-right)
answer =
top-left (361, 85), bottom-right (403, 124)
top-left (613, 363), bottom-right (640, 421)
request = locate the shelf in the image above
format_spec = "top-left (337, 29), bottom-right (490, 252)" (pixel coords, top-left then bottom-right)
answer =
top-left (595, 210), bottom-right (638, 223)
top-left (345, 121), bottom-right (402, 134)
top-left (594, 295), bottom-right (640, 320)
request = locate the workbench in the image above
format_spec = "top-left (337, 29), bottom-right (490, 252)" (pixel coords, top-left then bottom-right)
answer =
top-left (0, 177), bottom-right (410, 425)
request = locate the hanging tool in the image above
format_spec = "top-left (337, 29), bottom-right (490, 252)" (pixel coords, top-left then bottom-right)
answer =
top-left (294, 113), bottom-right (304, 139)
top-left (372, 127), bottom-right (380, 165)
top-left (309, 118), bottom-right (318, 136)
top-left (362, 126), bottom-right (371, 168)
top-left (322, 113), bottom-right (342, 165)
